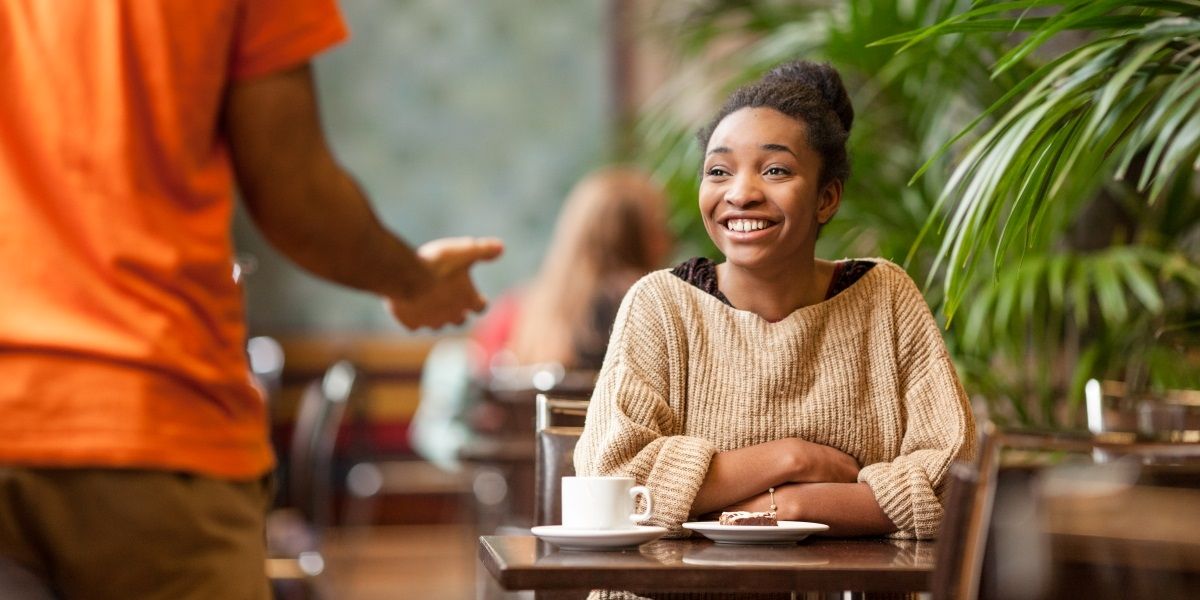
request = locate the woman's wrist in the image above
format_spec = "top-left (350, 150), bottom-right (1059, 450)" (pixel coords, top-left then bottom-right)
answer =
top-left (784, 438), bottom-right (813, 482)
top-left (778, 483), bottom-right (897, 536)
top-left (786, 439), bottom-right (859, 483)
top-left (775, 484), bottom-right (804, 521)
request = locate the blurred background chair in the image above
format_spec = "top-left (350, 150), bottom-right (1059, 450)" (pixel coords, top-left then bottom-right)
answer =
top-left (934, 423), bottom-right (1200, 600)
top-left (0, 559), bottom-right (57, 600)
top-left (534, 393), bottom-right (589, 528)
top-left (460, 365), bottom-right (597, 536)
top-left (1085, 378), bottom-right (1200, 443)
top-left (266, 359), bottom-right (360, 600)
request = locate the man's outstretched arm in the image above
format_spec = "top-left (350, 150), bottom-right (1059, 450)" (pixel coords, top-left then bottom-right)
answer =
top-left (223, 63), bottom-right (502, 328)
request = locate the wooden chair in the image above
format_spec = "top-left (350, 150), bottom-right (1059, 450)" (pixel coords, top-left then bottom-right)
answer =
top-left (464, 368), bottom-right (596, 535)
top-left (528, 394), bottom-right (591, 600)
top-left (534, 393), bottom-right (589, 527)
top-left (931, 422), bottom-right (1002, 600)
top-left (930, 461), bottom-right (981, 600)
top-left (266, 360), bottom-right (359, 599)
top-left (0, 559), bottom-right (56, 600)
top-left (933, 423), bottom-right (1200, 600)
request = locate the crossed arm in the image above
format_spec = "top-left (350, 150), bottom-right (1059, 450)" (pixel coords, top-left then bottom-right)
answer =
top-left (690, 438), bottom-right (897, 537)
top-left (222, 63), bottom-right (501, 328)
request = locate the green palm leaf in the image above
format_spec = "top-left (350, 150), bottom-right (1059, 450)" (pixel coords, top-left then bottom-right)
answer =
top-left (894, 11), bottom-right (1200, 319)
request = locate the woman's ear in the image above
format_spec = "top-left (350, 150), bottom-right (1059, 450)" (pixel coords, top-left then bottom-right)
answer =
top-left (817, 179), bottom-right (842, 224)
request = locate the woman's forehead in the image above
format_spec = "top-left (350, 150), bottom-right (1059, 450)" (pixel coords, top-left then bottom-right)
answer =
top-left (707, 107), bottom-right (809, 153)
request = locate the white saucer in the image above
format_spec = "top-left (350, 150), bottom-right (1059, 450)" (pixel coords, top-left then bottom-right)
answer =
top-left (682, 521), bottom-right (829, 545)
top-left (530, 525), bottom-right (668, 551)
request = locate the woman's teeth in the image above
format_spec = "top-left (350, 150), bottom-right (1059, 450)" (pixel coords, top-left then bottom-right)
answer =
top-left (726, 219), bottom-right (771, 232)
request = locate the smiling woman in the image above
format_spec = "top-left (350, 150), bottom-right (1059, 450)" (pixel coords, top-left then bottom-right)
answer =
top-left (574, 61), bottom-right (977, 584)
top-left (693, 61), bottom-right (852, 323)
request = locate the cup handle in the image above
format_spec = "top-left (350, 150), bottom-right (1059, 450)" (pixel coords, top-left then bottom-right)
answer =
top-left (628, 485), bottom-right (653, 524)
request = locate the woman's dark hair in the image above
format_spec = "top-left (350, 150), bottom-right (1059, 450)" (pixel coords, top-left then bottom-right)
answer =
top-left (697, 60), bottom-right (853, 186)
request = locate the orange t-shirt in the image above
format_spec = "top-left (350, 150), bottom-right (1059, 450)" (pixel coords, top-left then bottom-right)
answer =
top-left (0, 1), bottom-right (348, 479)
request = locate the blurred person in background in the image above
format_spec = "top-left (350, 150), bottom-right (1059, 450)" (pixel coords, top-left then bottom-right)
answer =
top-left (0, 1), bottom-right (501, 598)
top-left (412, 166), bottom-right (673, 470)
top-left (484, 166), bottom-right (673, 371)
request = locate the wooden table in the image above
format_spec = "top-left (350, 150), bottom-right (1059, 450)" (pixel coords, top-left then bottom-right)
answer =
top-left (478, 535), bottom-right (934, 596)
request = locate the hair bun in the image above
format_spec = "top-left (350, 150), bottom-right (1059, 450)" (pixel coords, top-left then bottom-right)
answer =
top-left (763, 60), bottom-right (854, 134)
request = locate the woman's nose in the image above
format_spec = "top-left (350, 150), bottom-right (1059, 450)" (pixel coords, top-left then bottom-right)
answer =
top-left (724, 174), bottom-right (764, 207)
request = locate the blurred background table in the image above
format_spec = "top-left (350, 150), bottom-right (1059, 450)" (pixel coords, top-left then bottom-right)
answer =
top-left (948, 426), bottom-right (1200, 600)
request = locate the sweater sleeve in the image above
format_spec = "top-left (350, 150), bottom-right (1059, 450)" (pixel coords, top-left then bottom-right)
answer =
top-left (857, 266), bottom-right (977, 540)
top-left (574, 278), bottom-right (717, 535)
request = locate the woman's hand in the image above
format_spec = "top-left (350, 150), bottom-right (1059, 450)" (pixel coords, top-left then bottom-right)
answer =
top-left (717, 483), bottom-right (897, 536)
top-left (689, 437), bottom-right (860, 517)
top-left (717, 488), bottom-right (785, 519)
top-left (785, 438), bottom-right (860, 484)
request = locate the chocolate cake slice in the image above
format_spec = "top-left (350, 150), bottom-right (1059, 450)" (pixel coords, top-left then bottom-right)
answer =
top-left (718, 511), bottom-right (778, 526)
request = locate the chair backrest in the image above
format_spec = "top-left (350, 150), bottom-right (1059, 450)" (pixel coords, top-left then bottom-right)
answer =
top-left (930, 461), bottom-right (981, 600)
top-left (932, 423), bottom-right (1003, 600)
top-left (0, 559), bottom-right (57, 600)
top-left (534, 394), bottom-right (589, 527)
top-left (937, 423), bottom-right (1200, 599)
top-left (289, 360), bottom-right (359, 531)
top-left (535, 393), bottom-right (589, 431)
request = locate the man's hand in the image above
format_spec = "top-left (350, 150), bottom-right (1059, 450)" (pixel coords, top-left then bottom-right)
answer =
top-left (387, 236), bottom-right (504, 329)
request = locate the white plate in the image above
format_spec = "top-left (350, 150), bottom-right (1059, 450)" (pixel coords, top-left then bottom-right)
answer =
top-left (531, 525), bottom-right (669, 551)
top-left (682, 521), bottom-right (829, 545)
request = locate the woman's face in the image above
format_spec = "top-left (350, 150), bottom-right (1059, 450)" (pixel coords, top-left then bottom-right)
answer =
top-left (699, 107), bottom-right (840, 273)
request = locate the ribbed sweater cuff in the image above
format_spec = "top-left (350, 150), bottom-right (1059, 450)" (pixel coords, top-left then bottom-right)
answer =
top-left (648, 435), bottom-right (717, 535)
top-left (909, 486), bottom-right (943, 539)
top-left (859, 462), bottom-right (943, 539)
top-left (860, 462), bottom-right (914, 534)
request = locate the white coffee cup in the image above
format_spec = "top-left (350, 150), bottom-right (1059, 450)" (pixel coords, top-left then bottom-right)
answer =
top-left (561, 476), bottom-right (653, 530)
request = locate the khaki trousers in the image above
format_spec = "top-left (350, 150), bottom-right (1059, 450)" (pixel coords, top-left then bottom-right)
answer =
top-left (0, 467), bottom-right (272, 600)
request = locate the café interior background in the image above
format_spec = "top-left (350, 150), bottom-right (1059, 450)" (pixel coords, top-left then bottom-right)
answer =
top-left (233, 0), bottom-right (612, 333)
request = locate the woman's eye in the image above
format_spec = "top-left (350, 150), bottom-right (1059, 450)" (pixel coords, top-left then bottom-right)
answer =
top-left (706, 167), bottom-right (730, 177)
top-left (765, 167), bottom-right (790, 176)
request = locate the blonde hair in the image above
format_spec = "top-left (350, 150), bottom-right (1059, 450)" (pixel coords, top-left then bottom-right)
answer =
top-left (507, 166), bottom-right (670, 367)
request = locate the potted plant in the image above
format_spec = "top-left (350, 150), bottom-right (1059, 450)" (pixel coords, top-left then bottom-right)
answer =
top-left (633, 0), bottom-right (1200, 428)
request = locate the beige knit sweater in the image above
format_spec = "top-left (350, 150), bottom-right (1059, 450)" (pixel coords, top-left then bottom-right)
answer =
top-left (574, 259), bottom-right (976, 540)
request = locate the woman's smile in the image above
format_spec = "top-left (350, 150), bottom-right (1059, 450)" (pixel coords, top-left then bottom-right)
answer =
top-left (720, 215), bottom-right (779, 237)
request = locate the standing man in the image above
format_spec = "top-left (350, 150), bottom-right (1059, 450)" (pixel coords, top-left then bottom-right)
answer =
top-left (0, 1), bottom-right (502, 598)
